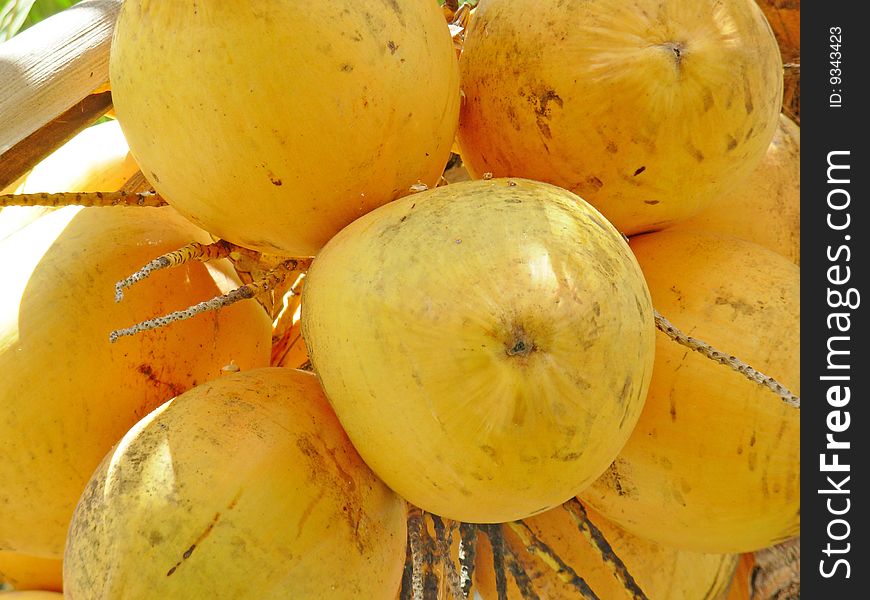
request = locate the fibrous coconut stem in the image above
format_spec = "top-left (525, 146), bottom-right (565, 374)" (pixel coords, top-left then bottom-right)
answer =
top-left (485, 525), bottom-right (510, 600)
top-left (562, 499), bottom-right (649, 600)
top-left (503, 538), bottom-right (541, 600)
top-left (506, 521), bottom-right (600, 600)
top-left (432, 516), bottom-right (464, 600)
top-left (458, 522), bottom-right (478, 598)
top-left (119, 170), bottom-right (153, 194)
top-left (115, 239), bottom-right (294, 304)
top-left (751, 538), bottom-right (800, 599)
top-left (0, 190), bottom-right (166, 207)
top-left (109, 259), bottom-right (303, 343)
top-left (654, 311), bottom-right (800, 409)
top-left (401, 533), bottom-right (415, 600)
top-left (270, 274), bottom-right (306, 347)
top-left (407, 507), bottom-right (427, 600)
top-left (115, 240), bottom-right (236, 302)
top-left (446, 2), bottom-right (474, 55)
top-left (421, 515), bottom-right (442, 599)
top-left (484, 524), bottom-right (542, 600)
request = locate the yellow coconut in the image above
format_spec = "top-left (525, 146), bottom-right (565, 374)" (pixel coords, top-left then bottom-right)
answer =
top-left (301, 178), bottom-right (655, 523)
top-left (474, 504), bottom-right (737, 599)
top-left (457, 0), bottom-right (783, 235)
top-left (0, 119), bottom-right (138, 241)
top-left (0, 207), bottom-right (272, 558)
top-left (670, 113), bottom-right (799, 264)
top-left (0, 552), bottom-right (62, 592)
top-left (64, 368), bottom-right (407, 599)
top-left (110, 0), bottom-right (459, 256)
top-left (581, 230), bottom-right (799, 553)
top-left (18, 120), bottom-right (137, 194)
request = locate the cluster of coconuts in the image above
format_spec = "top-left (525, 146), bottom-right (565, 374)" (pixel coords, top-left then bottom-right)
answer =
top-left (0, 0), bottom-right (799, 598)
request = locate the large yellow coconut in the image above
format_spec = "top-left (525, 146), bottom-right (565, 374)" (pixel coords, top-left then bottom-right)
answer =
top-left (301, 178), bottom-right (655, 523)
top-left (0, 552), bottom-right (62, 592)
top-left (64, 368), bottom-right (407, 599)
top-left (110, 1), bottom-right (460, 256)
top-left (670, 113), bottom-right (799, 264)
top-left (474, 504), bottom-right (737, 599)
top-left (457, 0), bottom-right (783, 235)
top-left (0, 119), bottom-right (138, 241)
top-left (17, 120), bottom-right (137, 195)
top-left (0, 207), bottom-right (272, 558)
top-left (581, 230), bottom-right (799, 553)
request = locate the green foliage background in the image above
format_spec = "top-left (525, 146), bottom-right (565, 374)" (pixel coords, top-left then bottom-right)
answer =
top-left (0, 0), bottom-right (80, 42)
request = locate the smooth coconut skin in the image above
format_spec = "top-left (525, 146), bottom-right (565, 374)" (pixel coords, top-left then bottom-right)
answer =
top-left (110, 1), bottom-right (460, 256)
top-left (64, 368), bottom-right (408, 599)
top-left (301, 178), bottom-right (655, 523)
top-left (474, 504), bottom-right (738, 600)
top-left (0, 207), bottom-right (272, 558)
top-left (0, 550), bottom-right (62, 592)
top-left (457, 0), bottom-right (783, 235)
top-left (670, 113), bottom-right (800, 264)
top-left (582, 230), bottom-right (799, 553)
